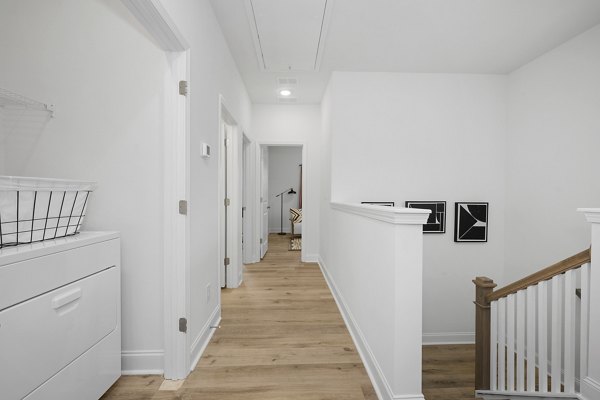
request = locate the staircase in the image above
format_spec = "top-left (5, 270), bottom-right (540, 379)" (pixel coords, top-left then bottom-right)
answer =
top-left (473, 249), bottom-right (592, 400)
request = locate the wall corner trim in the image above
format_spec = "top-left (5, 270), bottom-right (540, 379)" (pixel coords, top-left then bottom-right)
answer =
top-left (331, 202), bottom-right (430, 225)
top-left (121, 0), bottom-right (189, 51)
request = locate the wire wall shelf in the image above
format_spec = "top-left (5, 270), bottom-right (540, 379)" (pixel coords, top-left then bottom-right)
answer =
top-left (0, 87), bottom-right (54, 117)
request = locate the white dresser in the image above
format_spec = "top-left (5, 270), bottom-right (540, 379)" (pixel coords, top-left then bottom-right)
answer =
top-left (0, 231), bottom-right (121, 400)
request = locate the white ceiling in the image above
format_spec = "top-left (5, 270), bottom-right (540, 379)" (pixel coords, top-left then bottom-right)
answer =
top-left (209, 0), bottom-right (600, 104)
top-left (248, 0), bottom-right (328, 71)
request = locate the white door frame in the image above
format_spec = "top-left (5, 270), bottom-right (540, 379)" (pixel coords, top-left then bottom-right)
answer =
top-left (256, 142), bottom-right (307, 262)
top-left (121, 0), bottom-right (191, 380)
top-left (218, 96), bottom-right (245, 288)
top-left (258, 144), bottom-right (269, 259)
top-left (242, 134), bottom-right (259, 264)
top-left (162, 50), bottom-right (190, 380)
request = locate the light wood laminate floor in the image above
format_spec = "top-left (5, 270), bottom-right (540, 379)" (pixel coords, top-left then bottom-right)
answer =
top-left (101, 234), bottom-right (377, 399)
top-left (101, 235), bottom-right (478, 400)
top-left (422, 344), bottom-right (477, 400)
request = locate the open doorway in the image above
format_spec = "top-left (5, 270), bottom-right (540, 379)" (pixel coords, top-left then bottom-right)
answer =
top-left (259, 144), bottom-right (304, 258)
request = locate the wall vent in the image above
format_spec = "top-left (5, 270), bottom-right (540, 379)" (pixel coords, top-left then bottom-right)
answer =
top-left (277, 77), bottom-right (298, 87)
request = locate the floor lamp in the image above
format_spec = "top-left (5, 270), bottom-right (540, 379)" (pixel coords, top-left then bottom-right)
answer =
top-left (275, 188), bottom-right (296, 235)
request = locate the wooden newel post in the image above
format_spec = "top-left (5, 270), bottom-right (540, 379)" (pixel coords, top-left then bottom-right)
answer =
top-left (473, 276), bottom-right (497, 391)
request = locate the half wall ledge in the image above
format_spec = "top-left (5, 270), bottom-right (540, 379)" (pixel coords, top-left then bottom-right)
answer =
top-left (331, 202), bottom-right (431, 225)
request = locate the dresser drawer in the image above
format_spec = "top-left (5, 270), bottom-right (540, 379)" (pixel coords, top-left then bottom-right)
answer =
top-left (0, 266), bottom-right (118, 400)
top-left (0, 237), bottom-right (120, 311)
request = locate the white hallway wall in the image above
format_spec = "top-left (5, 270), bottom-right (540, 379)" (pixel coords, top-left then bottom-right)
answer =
top-left (268, 146), bottom-right (302, 233)
top-left (252, 105), bottom-right (321, 261)
top-left (0, 110), bottom-right (5, 173)
top-left (320, 23), bottom-right (600, 343)
top-left (505, 24), bottom-right (600, 283)
top-left (319, 80), bottom-right (430, 399)
top-left (0, 0), bottom-right (252, 373)
top-left (159, 0), bottom-right (252, 367)
top-left (0, 0), bottom-right (169, 371)
top-left (326, 72), bottom-right (508, 343)
top-left (319, 85), bottom-right (333, 267)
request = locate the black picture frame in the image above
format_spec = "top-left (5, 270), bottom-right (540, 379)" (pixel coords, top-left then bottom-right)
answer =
top-left (361, 201), bottom-right (395, 207)
top-left (405, 201), bottom-right (446, 233)
top-left (454, 202), bottom-right (488, 242)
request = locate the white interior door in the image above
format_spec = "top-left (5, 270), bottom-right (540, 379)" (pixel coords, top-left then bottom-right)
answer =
top-left (260, 146), bottom-right (269, 258)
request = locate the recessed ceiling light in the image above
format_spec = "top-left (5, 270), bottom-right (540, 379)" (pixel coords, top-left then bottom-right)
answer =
top-left (279, 89), bottom-right (292, 97)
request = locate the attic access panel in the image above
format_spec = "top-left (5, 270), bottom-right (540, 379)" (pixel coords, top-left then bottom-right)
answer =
top-left (248, 0), bottom-right (328, 71)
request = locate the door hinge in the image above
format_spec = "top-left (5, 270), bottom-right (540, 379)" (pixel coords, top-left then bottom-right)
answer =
top-left (224, 257), bottom-right (230, 266)
top-left (178, 317), bottom-right (187, 333)
top-left (178, 200), bottom-right (188, 215)
top-left (179, 80), bottom-right (189, 96)
top-left (224, 198), bottom-right (230, 207)
top-left (260, 238), bottom-right (263, 244)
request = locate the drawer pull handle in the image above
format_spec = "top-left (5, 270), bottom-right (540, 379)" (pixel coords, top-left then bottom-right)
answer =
top-left (52, 288), bottom-right (82, 309)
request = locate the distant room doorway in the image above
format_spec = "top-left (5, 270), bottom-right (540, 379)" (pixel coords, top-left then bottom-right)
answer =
top-left (266, 145), bottom-right (303, 252)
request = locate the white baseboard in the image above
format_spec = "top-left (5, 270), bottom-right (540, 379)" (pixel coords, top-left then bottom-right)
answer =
top-left (121, 350), bottom-right (164, 375)
top-left (190, 305), bottom-right (221, 371)
top-left (422, 332), bottom-right (475, 345)
top-left (302, 253), bottom-right (319, 263)
top-left (582, 377), bottom-right (600, 400)
top-left (121, 307), bottom-right (221, 377)
top-left (269, 228), bottom-right (292, 233)
top-left (318, 257), bottom-right (424, 400)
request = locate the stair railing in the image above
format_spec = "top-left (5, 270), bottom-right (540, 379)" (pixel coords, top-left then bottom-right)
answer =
top-left (473, 248), bottom-right (591, 399)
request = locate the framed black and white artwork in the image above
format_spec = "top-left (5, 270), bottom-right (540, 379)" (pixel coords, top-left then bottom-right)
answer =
top-left (361, 201), bottom-right (395, 207)
top-left (405, 201), bottom-right (446, 233)
top-left (454, 202), bottom-right (488, 242)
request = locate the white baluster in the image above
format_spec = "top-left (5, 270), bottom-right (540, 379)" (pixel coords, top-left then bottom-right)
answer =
top-left (491, 300), bottom-right (498, 390)
top-left (564, 269), bottom-right (576, 393)
top-left (526, 285), bottom-right (536, 391)
top-left (498, 297), bottom-right (506, 391)
top-left (516, 290), bottom-right (526, 391)
top-left (551, 274), bottom-right (563, 393)
top-left (580, 263), bottom-right (591, 383)
top-left (539, 280), bottom-right (548, 393)
top-left (507, 293), bottom-right (516, 391)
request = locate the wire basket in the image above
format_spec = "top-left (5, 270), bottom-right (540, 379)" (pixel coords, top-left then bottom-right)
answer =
top-left (0, 176), bottom-right (96, 248)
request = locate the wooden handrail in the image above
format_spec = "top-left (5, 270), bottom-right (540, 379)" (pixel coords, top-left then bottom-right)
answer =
top-left (473, 248), bottom-right (591, 392)
top-left (487, 248), bottom-right (591, 302)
